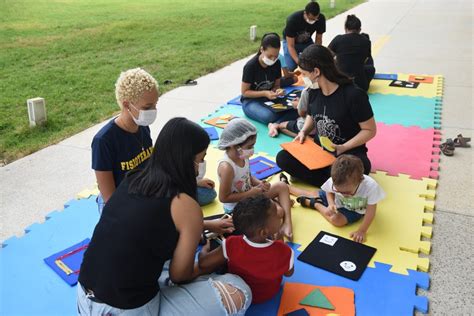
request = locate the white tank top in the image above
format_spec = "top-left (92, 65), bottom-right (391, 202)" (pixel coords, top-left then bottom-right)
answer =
top-left (218, 153), bottom-right (252, 212)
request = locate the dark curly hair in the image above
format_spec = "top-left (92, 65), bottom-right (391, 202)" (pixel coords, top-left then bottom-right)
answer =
top-left (331, 155), bottom-right (364, 186)
top-left (232, 195), bottom-right (273, 238)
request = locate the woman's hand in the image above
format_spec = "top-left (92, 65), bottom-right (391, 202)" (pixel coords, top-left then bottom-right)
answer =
top-left (334, 143), bottom-right (348, 156)
top-left (197, 178), bottom-right (215, 189)
top-left (206, 218), bottom-right (235, 235)
top-left (294, 131), bottom-right (306, 144)
top-left (265, 90), bottom-right (278, 100)
top-left (275, 88), bottom-right (285, 96)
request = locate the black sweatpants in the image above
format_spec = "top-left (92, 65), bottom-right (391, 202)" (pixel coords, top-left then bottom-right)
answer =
top-left (276, 149), bottom-right (372, 187)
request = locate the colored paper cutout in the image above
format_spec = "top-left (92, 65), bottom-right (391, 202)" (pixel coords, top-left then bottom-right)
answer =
top-left (277, 283), bottom-right (354, 316)
top-left (204, 114), bottom-right (236, 129)
top-left (374, 73), bottom-right (398, 80)
top-left (284, 308), bottom-right (310, 316)
top-left (389, 80), bottom-right (420, 89)
top-left (319, 136), bottom-right (335, 152)
top-left (299, 288), bottom-right (334, 310)
top-left (280, 139), bottom-right (335, 170)
top-left (408, 75), bottom-right (434, 84)
top-left (250, 156), bottom-right (281, 180)
top-left (204, 127), bottom-right (219, 140)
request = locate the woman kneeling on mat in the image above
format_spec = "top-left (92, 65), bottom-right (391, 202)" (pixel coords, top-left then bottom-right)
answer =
top-left (241, 33), bottom-right (298, 126)
top-left (78, 118), bottom-right (251, 316)
top-left (276, 45), bottom-right (377, 187)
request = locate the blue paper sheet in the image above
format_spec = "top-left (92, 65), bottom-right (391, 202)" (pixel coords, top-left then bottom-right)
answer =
top-left (204, 127), bottom-right (219, 140)
top-left (250, 156), bottom-right (281, 180)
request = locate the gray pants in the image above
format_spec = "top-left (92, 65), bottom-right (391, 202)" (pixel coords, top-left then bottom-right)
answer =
top-left (77, 273), bottom-right (251, 316)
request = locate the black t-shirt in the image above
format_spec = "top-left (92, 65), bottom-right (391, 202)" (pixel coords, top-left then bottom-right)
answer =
top-left (78, 176), bottom-right (179, 309)
top-left (307, 84), bottom-right (374, 154)
top-left (328, 33), bottom-right (372, 90)
top-left (242, 54), bottom-right (281, 94)
top-left (283, 10), bottom-right (326, 44)
top-left (91, 119), bottom-right (153, 187)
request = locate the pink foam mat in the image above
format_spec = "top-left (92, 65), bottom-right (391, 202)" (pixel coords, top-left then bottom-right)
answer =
top-left (368, 123), bottom-right (441, 179)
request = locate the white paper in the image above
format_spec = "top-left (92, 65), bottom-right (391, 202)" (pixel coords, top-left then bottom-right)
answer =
top-left (264, 101), bottom-right (274, 106)
top-left (319, 234), bottom-right (338, 246)
top-left (340, 261), bottom-right (357, 272)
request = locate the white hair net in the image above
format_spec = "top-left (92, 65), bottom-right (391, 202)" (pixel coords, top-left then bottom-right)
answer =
top-left (217, 118), bottom-right (257, 150)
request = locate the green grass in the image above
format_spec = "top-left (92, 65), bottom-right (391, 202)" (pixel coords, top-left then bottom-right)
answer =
top-left (0, 0), bottom-right (363, 163)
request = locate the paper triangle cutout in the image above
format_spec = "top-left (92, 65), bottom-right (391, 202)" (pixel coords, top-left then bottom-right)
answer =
top-left (299, 288), bottom-right (335, 310)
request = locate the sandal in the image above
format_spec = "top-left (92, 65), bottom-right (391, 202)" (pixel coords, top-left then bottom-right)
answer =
top-left (279, 173), bottom-right (290, 184)
top-left (184, 79), bottom-right (198, 86)
top-left (440, 139), bottom-right (455, 156)
top-left (296, 196), bottom-right (324, 209)
top-left (453, 134), bottom-right (471, 148)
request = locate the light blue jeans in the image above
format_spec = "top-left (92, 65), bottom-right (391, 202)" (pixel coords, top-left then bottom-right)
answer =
top-left (242, 99), bottom-right (299, 125)
top-left (197, 186), bottom-right (217, 206)
top-left (77, 272), bottom-right (251, 316)
top-left (282, 40), bottom-right (313, 71)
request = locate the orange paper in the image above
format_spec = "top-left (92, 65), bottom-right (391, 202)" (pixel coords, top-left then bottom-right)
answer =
top-left (408, 75), bottom-right (434, 84)
top-left (277, 282), bottom-right (355, 316)
top-left (204, 114), bottom-right (236, 129)
top-left (280, 139), bottom-right (335, 170)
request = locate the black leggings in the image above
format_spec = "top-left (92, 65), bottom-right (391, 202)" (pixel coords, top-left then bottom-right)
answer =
top-left (276, 149), bottom-right (372, 187)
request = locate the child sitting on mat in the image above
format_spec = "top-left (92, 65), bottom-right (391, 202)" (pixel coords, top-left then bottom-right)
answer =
top-left (217, 118), bottom-right (293, 240)
top-left (198, 195), bottom-right (294, 303)
top-left (296, 155), bottom-right (385, 243)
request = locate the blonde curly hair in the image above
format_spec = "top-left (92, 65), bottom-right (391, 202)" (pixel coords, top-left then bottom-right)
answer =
top-left (115, 68), bottom-right (159, 108)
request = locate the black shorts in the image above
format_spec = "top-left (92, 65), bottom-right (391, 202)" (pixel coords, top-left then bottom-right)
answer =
top-left (286, 120), bottom-right (301, 133)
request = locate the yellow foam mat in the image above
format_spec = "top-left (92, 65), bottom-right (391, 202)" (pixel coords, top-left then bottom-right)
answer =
top-left (369, 73), bottom-right (444, 99)
top-left (76, 183), bottom-right (99, 199)
top-left (202, 147), bottom-right (435, 274)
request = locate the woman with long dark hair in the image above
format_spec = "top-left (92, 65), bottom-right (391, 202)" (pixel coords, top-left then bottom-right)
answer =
top-left (276, 45), bottom-right (377, 187)
top-left (78, 118), bottom-right (251, 315)
top-left (241, 33), bottom-right (299, 125)
top-left (328, 14), bottom-right (375, 91)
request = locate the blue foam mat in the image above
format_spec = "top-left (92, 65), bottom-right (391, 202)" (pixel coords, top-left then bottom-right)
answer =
top-left (247, 243), bottom-right (429, 316)
top-left (369, 94), bottom-right (441, 129)
top-left (200, 104), bottom-right (292, 157)
top-left (0, 197), bottom-right (99, 316)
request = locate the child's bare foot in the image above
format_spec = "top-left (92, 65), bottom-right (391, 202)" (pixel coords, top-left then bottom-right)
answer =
top-left (268, 123), bottom-right (279, 137)
top-left (280, 222), bottom-right (293, 241)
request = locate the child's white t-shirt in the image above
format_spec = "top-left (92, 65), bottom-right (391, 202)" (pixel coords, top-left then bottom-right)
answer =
top-left (218, 153), bottom-right (252, 211)
top-left (321, 174), bottom-right (385, 215)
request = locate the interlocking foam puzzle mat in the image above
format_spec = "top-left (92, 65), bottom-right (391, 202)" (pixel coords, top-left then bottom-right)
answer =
top-left (369, 93), bottom-right (442, 129)
top-left (247, 243), bottom-right (429, 316)
top-left (1, 73), bottom-right (443, 315)
top-left (368, 122), bottom-right (441, 179)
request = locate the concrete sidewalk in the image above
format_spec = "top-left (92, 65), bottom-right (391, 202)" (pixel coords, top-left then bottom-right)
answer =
top-left (1, 0), bottom-right (472, 314)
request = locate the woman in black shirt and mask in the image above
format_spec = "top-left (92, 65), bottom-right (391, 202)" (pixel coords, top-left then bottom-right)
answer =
top-left (78, 118), bottom-right (251, 315)
top-left (276, 45), bottom-right (377, 187)
top-left (328, 15), bottom-right (375, 91)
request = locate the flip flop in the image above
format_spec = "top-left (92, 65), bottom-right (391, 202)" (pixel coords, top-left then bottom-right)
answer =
top-left (279, 173), bottom-right (290, 184)
top-left (184, 79), bottom-right (197, 86)
top-left (296, 196), bottom-right (324, 209)
top-left (440, 139), bottom-right (455, 156)
top-left (453, 134), bottom-right (471, 148)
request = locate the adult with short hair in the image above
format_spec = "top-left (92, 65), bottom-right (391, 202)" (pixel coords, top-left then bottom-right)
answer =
top-left (328, 14), bottom-right (375, 91)
top-left (282, 1), bottom-right (326, 72)
top-left (78, 117), bottom-right (252, 316)
top-left (276, 45), bottom-right (377, 187)
top-left (92, 68), bottom-right (158, 213)
top-left (241, 33), bottom-right (298, 125)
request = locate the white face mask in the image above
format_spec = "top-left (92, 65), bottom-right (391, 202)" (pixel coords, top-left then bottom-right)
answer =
top-left (262, 55), bottom-right (277, 66)
top-left (129, 104), bottom-right (157, 126)
top-left (303, 76), bottom-right (319, 89)
top-left (238, 148), bottom-right (254, 159)
top-left (195, 160), bottom-right (206, 180)
top-left (305, 18), bottom-right (317, 25)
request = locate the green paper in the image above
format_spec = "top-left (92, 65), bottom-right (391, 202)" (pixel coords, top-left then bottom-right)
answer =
top-left (299, 288), bottom-right (335, 310)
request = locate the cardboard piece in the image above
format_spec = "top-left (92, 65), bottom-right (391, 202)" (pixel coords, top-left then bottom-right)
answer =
top-left (300, 288), bottom-right (334, 310)
top-left (44, 238), bottom-right (90, 286)
top-left (250, 156), bottom-right (281, 180)
top-left (408, 75), bottom-right (434, 84)
top-left (277, 282), bottom-right (355, 316)
top-left (374, 73), bottom-right (398, 80)
top-left (389, 80), bottom-right (419, 89)
top-left (280, 139), bottom-right (335, 170)
top-left (204, 127), bottom-right (219, 140)
top-left (204, 114), bottom-right (237, 129)
top-left (298, 231), bottom-right (376, 280)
